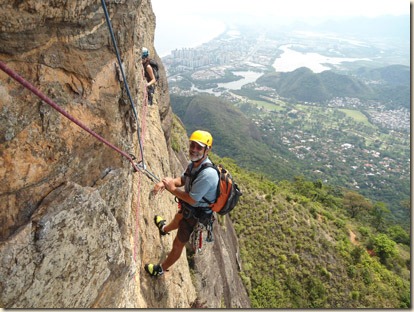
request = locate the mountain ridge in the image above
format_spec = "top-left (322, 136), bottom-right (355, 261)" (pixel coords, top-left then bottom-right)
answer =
top-left (256, 65), bottom-right (409, 107)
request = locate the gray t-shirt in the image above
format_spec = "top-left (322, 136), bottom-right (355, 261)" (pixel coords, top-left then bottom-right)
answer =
top-left (182, 158), bottom-right (219, 207)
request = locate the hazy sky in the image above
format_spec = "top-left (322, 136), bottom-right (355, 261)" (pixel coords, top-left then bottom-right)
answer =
top-left (152, 0), bottom-right (409, 19)
top-left (151, 0), bottom-right (410, 56)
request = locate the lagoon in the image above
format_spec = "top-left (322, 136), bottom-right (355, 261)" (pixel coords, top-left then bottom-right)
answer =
top-left (273, 44), bottom-right (370, 73)
top-left (191, 71), bottom-right (263, 95)
top-left (217, 71), bottom-right (263, 90)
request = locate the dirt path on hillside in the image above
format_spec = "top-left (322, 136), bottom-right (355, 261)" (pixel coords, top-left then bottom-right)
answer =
top-left (349, 229), bottom-right (359, 246)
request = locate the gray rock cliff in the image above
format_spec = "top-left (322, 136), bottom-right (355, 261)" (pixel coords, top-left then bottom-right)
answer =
top-left (0, 0), bottom-right (250, 308)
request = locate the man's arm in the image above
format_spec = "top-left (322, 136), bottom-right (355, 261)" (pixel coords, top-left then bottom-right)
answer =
top-left (162, 176), bottom-right (197, 206)
top-left (146, 64), bottom-right (156, 87)
top-left (153, 176), bottom-right (184, 193)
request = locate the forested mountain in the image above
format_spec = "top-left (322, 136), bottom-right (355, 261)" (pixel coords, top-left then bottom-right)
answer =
top-left (165, 13), bottom-right (410, 308)
top-left (256, 65), bottom-right (409, 108)
top-left (257, 67), bottom-right (373, 102)
top-left (351, 65), bottom-right (410, 110)
top-left (353, 65), bottom-right (410, 86)
top-left (170, 89), bottom-right (410, 308)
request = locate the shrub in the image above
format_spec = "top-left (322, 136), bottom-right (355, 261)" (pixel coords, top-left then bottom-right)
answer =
top-left (358, 226), bottom-right (371, 237)
top-left (334, 218), bottom-right (346, 229)
top-left (347, 265), bottom-right (357, 278)
top-left (291, 253), bottom-right (300, 263)
top-left (351, 291), bottom-right (360, 301)
top-left (279, 254), bottom-right (288, 262)
top-left (373, 234), bottom-right (398, 264)
top-left (387, 225), bottom-right (410, 245)
top-left (351, 246), bottom-right (365, 264)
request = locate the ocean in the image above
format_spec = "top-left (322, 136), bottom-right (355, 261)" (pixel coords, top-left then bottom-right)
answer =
top-left (154, 16), bottom-right (226, 57)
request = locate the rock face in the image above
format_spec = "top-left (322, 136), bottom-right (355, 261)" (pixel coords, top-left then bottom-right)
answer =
top-left (192, 216), bottom-right (251, 308)
top-left (0, 0), bottom-right (250, 308)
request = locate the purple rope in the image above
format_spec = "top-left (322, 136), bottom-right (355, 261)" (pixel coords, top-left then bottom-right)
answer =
top-left (0, 61), bottom-right (140, 172)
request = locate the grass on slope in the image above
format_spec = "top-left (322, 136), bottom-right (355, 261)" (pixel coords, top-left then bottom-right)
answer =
top-left (209, 154), bottom-right (410, 309)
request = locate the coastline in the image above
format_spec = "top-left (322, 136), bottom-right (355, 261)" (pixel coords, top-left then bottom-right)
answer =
top-left (155, 18), bottom-right (227, 57)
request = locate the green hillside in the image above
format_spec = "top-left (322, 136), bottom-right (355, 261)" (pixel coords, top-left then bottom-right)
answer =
top-left (170, 93), bottom-right (409, 227)
top-left (170, 93), bottom-right (299, 181)
top-left (257, 67), bottom-right (373, 102)
top-left (169, 73), bottom-right (410, 309)
top-left (354, 65), bottom-right (410, 87)
top-left (256, 65), bottom-right (409, 108)
top-left (352, 65), bottom-right (410, 110)
top-left (209, 154), bottom-right (410, 308)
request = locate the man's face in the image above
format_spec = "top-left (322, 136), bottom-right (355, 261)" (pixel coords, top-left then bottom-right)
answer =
top-left (189, 141), bottom-right (206, 162)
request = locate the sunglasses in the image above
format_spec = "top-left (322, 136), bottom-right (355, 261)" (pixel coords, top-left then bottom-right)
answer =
top-left (190, 141), bottom-right (205, 151)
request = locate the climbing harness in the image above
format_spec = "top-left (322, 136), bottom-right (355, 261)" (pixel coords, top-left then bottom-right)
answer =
top-left (176, 199), bottom-right (214, 253)
top-left (189, 218), bottom-right (214, 254)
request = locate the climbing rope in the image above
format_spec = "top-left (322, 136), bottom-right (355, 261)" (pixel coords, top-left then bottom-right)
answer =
top-left (1, 2), bottom-right (163, 279)
top-left (0, 60), bottom-right (142, 172)
top-left (100, 0), bottom-right (143, 163)
top-left (100, 0), bottom-right (159, 183)
top-left (131, 38), bottom-right (150, 267)
top-left (100, 0), bottom-right (162, 268)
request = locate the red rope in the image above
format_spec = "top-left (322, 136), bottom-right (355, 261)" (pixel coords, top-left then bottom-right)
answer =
top-left (0, 61), bottom-right (140, 172)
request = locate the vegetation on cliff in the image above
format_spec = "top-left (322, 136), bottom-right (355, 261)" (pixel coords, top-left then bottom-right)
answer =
top-left (208, 154), bottom-right (410, 308)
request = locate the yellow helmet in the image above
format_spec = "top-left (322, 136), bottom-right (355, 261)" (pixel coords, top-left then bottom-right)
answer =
top-left (189, 130), bottom-right (213, 148)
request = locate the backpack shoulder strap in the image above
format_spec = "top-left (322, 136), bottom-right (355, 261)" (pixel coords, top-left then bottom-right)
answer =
top-left (184, 162), bottom-right (194, 178)
top-left (189, 162), bottom-right (216, 181)
top-left (195, 162), bottom-right (220, 205)
top-left (149, 59), bottom-right (158, 68)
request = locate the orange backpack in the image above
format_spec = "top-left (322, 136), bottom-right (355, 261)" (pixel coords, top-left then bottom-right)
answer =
top-left (188, 162), bottom-right (242, 215)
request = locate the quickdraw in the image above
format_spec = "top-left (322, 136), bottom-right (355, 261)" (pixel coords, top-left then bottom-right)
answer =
top-left (189, 218), bottom-right (214, 254)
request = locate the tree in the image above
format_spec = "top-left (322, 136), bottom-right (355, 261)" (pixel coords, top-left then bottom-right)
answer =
top-left (400, 198), bottom-right (411, 218)
top-left (387, 225), bottom-right (410, 245)
top-left (373, 234), bottom-right (398, 264)
top-left (343, 191), bottom-right (373, 218)
top-left (371, 202), bottom-right (390, 232)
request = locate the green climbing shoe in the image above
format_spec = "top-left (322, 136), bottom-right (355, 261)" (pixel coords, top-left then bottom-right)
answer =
top-left (154, 215), bottom-right (168, 236)
top-left (144, 263), bottom-right (164, 277)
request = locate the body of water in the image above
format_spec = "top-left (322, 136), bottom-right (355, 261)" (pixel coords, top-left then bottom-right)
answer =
top-left (217, 71), bottom-right (263, 89)
top-left (191, 71), bottom-right (263, 95)
top-left (273, 44), bottom-right (370, 73)
top-left (155, 17), bottom-right (226, 57)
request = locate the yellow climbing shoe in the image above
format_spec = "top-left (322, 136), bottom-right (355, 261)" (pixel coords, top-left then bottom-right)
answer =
top-left (144, 263), bottom-right (164, 277)
top-left (154, 215), bottom-right (168, 236)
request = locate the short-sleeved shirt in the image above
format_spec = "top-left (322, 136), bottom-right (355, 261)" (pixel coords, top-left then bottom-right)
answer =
top-left (182, 157), bottom-right (219, 208)
top-left (177, 158), bottom-right (218, 243)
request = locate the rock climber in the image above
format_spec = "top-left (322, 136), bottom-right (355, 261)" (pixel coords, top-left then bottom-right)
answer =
top-left (141, 47), bottom-right (156, 105)
top-left (144, 130), bottom-right (219, 276)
